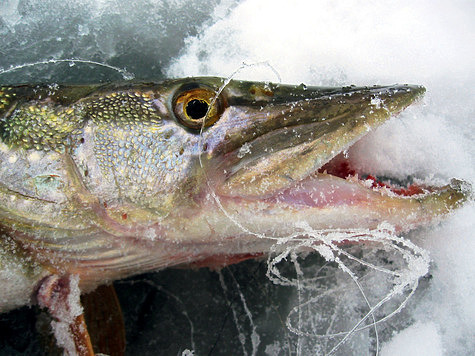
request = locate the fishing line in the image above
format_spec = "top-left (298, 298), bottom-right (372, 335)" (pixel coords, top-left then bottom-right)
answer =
top-left (295, 236), bottom-right (426, 335)
top-left (0, 58), bottom-right (135, 80)
top-left (266, 227), bottom-right (428, 354)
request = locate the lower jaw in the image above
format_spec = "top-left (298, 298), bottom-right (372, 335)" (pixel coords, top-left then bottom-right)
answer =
top-left (213, 164), bottom-right (465, 238)
top-left (215, 189), bottom-right (436, 239)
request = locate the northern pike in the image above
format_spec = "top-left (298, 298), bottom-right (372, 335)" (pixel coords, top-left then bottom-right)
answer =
top-left (0, 77), bottom-right (469, 354)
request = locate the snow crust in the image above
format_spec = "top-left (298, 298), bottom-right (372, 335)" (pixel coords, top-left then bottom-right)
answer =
top-left (0, 0), bottom-right (473, 355)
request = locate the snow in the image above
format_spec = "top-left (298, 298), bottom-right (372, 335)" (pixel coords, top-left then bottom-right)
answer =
top-left (380, 322), bottom-right (443, 356)
top-left (0, 0), bottom-right (474, 355)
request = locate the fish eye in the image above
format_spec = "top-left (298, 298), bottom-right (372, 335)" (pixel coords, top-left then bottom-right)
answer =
top-left (173, 86), bottom-right (224, 130)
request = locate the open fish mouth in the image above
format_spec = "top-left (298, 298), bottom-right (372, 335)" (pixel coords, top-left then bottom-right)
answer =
top-left (196, 81), bottom-right (470, 235)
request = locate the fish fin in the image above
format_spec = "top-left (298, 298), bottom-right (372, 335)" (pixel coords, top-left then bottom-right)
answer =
top-left (82, 284), bottom-right (126, 356)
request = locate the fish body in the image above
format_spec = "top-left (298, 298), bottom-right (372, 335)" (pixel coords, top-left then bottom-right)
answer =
top-left (0, 78), bottom-right (469, 312)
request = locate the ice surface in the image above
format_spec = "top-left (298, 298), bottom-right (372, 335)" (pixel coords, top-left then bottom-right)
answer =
top-left (0, 0), bottom-right (238, 83)
top-left (0, 0), bottom-right (474, 355)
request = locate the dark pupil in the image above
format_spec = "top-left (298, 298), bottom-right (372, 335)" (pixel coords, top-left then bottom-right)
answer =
top-left (186, 99), bottom-right (209, 120)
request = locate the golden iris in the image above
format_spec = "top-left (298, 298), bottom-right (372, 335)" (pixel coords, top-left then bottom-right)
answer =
top-left (173, 87), bottom-right (224, 130)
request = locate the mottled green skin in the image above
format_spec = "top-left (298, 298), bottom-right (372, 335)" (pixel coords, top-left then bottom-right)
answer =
top-left (0, 78), bottom-right (468, 312)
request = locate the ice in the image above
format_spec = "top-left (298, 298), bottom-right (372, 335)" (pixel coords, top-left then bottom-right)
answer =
top-left (218, 269), bottom-right (260, 356)
top-left (0, 0), bottom-right (239, 83)
top-left (37, 275), bottom-right (84, 356)
top-left (0, 0), bottom-right (474, 355)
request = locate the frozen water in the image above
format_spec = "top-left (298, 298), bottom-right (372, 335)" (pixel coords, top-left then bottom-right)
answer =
top-left (0, 0), bottom-right (474, 355)
top-left (0, 0), bottom-right (239, 83)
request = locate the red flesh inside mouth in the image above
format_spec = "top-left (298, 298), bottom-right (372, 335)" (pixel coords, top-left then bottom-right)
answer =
top-left (318, 153), bottom-right (427, 197)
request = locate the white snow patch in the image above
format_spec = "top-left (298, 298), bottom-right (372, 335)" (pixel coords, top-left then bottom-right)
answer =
top-left (380, 322), bottom-right (443, 356)
top-left (237, 142), bottom-right (252, 158)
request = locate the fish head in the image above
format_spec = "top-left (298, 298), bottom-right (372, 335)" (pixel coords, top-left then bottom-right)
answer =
top-left (137, 77), bottom-right (469, 243)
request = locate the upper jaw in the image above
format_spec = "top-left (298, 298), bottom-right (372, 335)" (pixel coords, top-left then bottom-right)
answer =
top-left (202, 82), bottom-right (426, 198)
